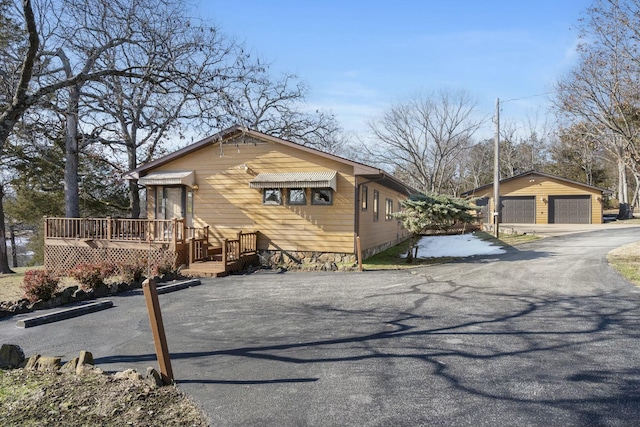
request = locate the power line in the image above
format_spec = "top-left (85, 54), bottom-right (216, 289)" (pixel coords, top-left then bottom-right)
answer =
top-left (501, 92), bottom-right (553, 104)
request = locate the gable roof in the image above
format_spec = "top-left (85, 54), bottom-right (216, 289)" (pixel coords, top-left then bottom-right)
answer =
top-left (460, 170), bottom-right (611, 197)
top-left (125, 125), bottom-right (418, 196)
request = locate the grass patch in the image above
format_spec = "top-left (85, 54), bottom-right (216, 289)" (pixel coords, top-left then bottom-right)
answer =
top-left (607, 241), bottom-right (640, 287)
top-left (0, 266), bottom-right (80, 303)
top-left (608, 257), bottom-right (640, 287)
top-left (0, 266), bottom-right (43, 287)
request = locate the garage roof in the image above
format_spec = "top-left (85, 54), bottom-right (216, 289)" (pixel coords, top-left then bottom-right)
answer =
top-left (460, 170), bottom-right (611, 197)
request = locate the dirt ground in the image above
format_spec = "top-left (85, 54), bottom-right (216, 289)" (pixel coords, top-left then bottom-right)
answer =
top-left (0, 368), bottom-right (209, 426)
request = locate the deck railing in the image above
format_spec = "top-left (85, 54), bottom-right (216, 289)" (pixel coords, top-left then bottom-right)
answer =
top-left (44, 217), bottom-right (186, 244)
top-left (44, 216), bottom-right (258, 273)
top-left (187, 226), bottom-right (210, 264)
top-left (222, 231), bottom-right (258, 266)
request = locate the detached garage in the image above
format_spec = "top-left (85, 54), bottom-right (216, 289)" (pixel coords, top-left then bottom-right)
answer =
top-left (461, 171), bottom-right (609, 225)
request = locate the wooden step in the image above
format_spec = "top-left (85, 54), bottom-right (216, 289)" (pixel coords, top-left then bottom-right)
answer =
top-left (181, 261), bottom-right (227, 278)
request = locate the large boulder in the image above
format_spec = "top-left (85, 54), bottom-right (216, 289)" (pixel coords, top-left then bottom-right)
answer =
top-left (0, 344), bottom-right (25, 368)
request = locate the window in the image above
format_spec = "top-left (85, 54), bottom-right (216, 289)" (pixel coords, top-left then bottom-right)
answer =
top-left (361, 185), bottom-right (368, 211)
top-left (186, 190), bottom-right (194, 215)
top-left (154, 186), bottom-right (186, 219)
top-left (288, 188), bottom-right (307, 205)
top-left (311, 188), bottom-right (333, 205)
top-left (373, 190), bottom-right (379, 221)
top-left (385, 198), bottom-right (393, 221)
top-left (263, 188), bottom-right (282, 205)
top-left (155, 187), bottom-right (163, 219)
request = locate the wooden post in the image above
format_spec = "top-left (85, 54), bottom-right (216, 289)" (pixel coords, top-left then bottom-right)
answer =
top-left (43, 217), bottom-right (48, 269)
top-left (142, 278), bottom-right (174, 385)
top-left (106, 216), bottom-right (112, 240)
top-left (172, 219), bottom-right (178, 249)
top-left (356, 236), bottom-right (363, 272)
top-left (222, 238), bottom-right (228, 272)
top-left (237, 231), bottom-right (242, 257)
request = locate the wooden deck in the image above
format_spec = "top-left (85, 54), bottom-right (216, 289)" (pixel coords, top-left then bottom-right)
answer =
top-left (44, 217), bottom-right (259, 276)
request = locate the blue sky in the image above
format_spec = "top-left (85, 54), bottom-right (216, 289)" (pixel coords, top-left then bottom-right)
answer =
top-left (196, 1), bottom-right (590, 138)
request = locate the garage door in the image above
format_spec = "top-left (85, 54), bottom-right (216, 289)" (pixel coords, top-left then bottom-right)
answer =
top-left (501, 196), bottom-right (535, 223)
top-left (549, 196), bottom-right (591, 224)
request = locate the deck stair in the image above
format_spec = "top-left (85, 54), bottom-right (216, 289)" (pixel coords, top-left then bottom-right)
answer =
top-left (181, 260), bottom-right (228, 277)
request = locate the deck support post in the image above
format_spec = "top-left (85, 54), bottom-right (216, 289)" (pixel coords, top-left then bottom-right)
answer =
top-left (222, 238), bottom-right (228, 273)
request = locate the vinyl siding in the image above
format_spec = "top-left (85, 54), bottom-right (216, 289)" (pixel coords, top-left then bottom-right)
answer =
top-left (148, 135), bottom-right (357, 253)
top-left (357, 180), bottom-right (410, 252)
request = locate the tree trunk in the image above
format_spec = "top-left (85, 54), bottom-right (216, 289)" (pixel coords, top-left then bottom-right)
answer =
top-left (128, 144), bottom-right (140, 218)
top-left (406, 236), bottom-right (415, 263)
top-left (64, 84), bottom-right (81, 218)
top-left (0, 186), bottom-right (15, 274)
top-left (129, 179), bottom-right (140, 218)
top-left (631, 172), bottom-right (640, 215)
top-left (9, 224), bottom-right (17, 268)
top-left (617, 158), bottom-right (632, 219)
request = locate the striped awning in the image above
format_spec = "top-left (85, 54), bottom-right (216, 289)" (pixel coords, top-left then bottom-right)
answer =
top-left (249, 171), bottom-right (337, 191)
top-left (138, 170), bottom-right (195, 187)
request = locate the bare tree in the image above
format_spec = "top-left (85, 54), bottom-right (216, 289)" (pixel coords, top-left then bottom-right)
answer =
top-left (366, 89), bottom-right (485, 194)
top-left (497, 118), bottom-right (550, 178)
top-left (458, 139), bottom-right (493, 190)
top-left (0, 0), bottom-right (156, 272)
top-left (223, 71), bottom-right (347, 154)
top-left (77, 3), bottom-right (258, 218)
top-left (555, 0), bottom-right (640, 218)
top-left (549, 123), bottom-right (608, 186)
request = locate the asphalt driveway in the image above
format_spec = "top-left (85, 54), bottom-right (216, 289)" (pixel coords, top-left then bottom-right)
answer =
top-left (2, 227), bottom-right (640, 426)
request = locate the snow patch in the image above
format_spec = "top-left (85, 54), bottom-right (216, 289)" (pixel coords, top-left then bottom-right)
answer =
top-left (409, 233), bottom-right (506, 258)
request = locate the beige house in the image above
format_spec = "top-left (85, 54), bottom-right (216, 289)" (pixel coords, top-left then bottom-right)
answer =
top-left (43, 127), bottom-right (415, 275)
top-left (462, 171), bottom-right (609, 225)
top-left (126, 126), bottom-right (415, 269)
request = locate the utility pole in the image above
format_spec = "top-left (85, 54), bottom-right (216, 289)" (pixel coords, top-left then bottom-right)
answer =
top-left (493, 98), bottom-right (500, 238)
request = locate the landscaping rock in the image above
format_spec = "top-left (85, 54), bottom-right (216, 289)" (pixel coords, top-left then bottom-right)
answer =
top-left (0, 300), bottom-right (32, 317)
top-left (24, 354), bottom-right (40, 370)
top-left (76, 350), bottom-right (94, 374)
top-left (60, 286), bottom-right (78, 304)
top-left (93, 285), bottom-right (109, 298)
top-left (72, 288), bottom-right (88, 301)
top-left (321, 262), bottom-right (338, 271)
top-left (145, 367), bottom-right (163, 388)
top-left (114, 368), bottom-right (143, 381)
top-left (35, 356), bottom-right (62, 371)
top-left (115, 282), bottom-right (131, 293)
top-left (0, 343), bottom-right (25, 368)
top-left (61, 358), bottom-right (79, 373)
